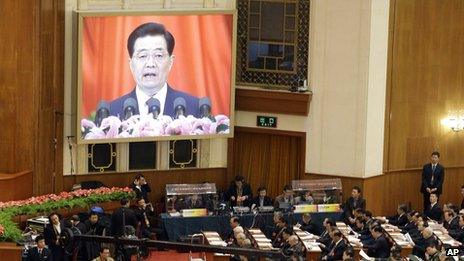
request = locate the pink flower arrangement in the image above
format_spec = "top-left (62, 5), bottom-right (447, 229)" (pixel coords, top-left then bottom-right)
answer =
top-left (0, 187), bottom-right (133, 209)
top-left (82, 114), bottom-right (230, 139)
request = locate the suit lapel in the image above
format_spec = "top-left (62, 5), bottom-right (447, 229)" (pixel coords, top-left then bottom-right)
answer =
top-left (128, 88), bottom-right (140, 115)
top-left (164, 85), bottom-right (175, 117)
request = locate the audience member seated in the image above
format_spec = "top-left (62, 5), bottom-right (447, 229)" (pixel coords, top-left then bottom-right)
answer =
top-left (318, 218), bottom-right (336, 245)
top-left (227, 217), bottom-right (242, 244)
top-left (84, 212), bottom-right (105, 236)
top-left (130, 174), bottom-right (152, 202)
top-left (425, 193), bottom-right (443, 222)
top-left (402, 211), bottom-right (420, 233)
top-left (110, 198), bottom-right (138, 237)
top-left (282, 235), bottom-right (305, 261)
top-left (388, 203), bottom-right (409, 227)
top-left (425, 242), bottom-right (442, 261)
top-left (296, 190), bottom-right (314, 205)
top-left (44, 213), bottom-right (65, 261)
top-left (26, 235), bottom-right (52, 261)
top-left (133, 197), bottom-right (157, 239)
top-left (461, 185), bottom-right (464, 210)
top-left (250, 187), bottom-right (273, 209)
top-left (297, 213), bottom-right (318, 235)
top-left (272, 217), bottom-right (290, 247)
top-left (274, 185), bottom-right (297, 209)
top-left (410, 221), bottom-right (428, 259)
top-left (363, 226), bottom-right (390, 258)
top-left (70, 215), bottom-right (87, 234)
top-left (322, 189), bottom-right (338, 204)
top-left (448, 214), bottom-right (464, 242)
top-left (443, 209), bottom-right (459, 230)
top-left (343, 186), bottom-right (366, 225)
top-left (354, 217), bottom-right (371, 239)
top-left (321, 230), bottom-right (347, 261)
top-left (421, 227), bottom-right (441, 252)
top-left (226, 175), bottom-right (253, 207)
top-left (342, 248), bottom-right (355, 261)
top-left (92, 247), bottom-right (114, 261)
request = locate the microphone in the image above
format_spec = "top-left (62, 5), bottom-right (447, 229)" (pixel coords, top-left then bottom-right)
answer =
top-left (123, 98), bottom-right (137, 120)
top-left (173, 97), bottom-right (186, 119)
top-left (94, 101), bottom-right (110, 127)
top-left (199, 97), bottom-right (215, 121)
top-left (146, 98), bottom-right (161, 119)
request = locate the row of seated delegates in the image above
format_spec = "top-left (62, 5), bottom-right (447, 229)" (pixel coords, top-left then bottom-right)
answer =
top-left (225, 217), bottom-right (255, 261)
top-left (269, 212), bottom-right (306, 260)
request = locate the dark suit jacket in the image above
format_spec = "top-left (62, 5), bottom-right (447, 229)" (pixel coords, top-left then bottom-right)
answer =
top-left (110, 207), bottom-right (138, 237)
top-left (388, 213), bottom-right (408, 227)
top-left (425, 203), bottom-right (443, 222)
top-left (43, 223), bottom-right (65, 261)
top-left (299, 220), bottom-right (318, 235)
top-left (343, 197), bottom-right (366, 220)
top-left (326, 239), bottom-right (347, 261)
top-left (130, 183), bottom-right (152, 202)
top-left (445, 216), bottom-right (460, 231)
top-left (420, 163), bottom-right (445, 195)
top-left (449, 226), bottom-right (464, 242)
top-left (225, 183), bottom-right (253, 207)
top-left (26, 247), bottom-right (52, 261)
top-left (109, 85), bottom-right (200, 120)
top-left (366, 235), bottom-right (390, 258)
top-left (250, 196), bottom-right (273, 208)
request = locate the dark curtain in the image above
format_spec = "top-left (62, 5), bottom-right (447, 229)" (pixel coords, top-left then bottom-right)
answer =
top-left (232, 130), bottom-right (303, 198)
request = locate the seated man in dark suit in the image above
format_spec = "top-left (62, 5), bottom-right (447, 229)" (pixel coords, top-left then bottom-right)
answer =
top-left (443, 209), bottom-right (459, 231)
top-left (297, 213), bottom-right (318, 235)
top-left (130, 174), bottom-right (151, 203)
top-left (402, 211), bottom-right (420, 233)
top-left (110, 198), bottom-right (138, 237)
top-left (321, 230), bottom-right (347, 261)
top-left (274, 185), bottom-right (298, 209)
top-left (27, 235), bottom-right (52, 261)
top-left (226, 175), bottom-right (253, 207)
top-left (343, 186), bottom-right (366, 225)
top-left (388, 203), bottom-right (409, 227)
top-left (363, 226), bottom-right (390, 258)
top-left (354, 217), bottom-right (371, 239)
top-left (461, 185), bottom-right (464, 210)
top-left (449, 214), bottom-right (464, 243)
top-left (183, 194), bottom-right (206, 209)
top-left (317, 218), bottom-right (336, 246)
top-left (109, 22), bottom-right (200, 120)
top-left (425, 193), bottom-right (443, 222)
top-left (271, 216), bottom-right (288, 247)
top-left (250, 186), bottom-right (273, 209)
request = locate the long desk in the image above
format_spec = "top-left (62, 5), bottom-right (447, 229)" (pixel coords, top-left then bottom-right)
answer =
top-left (160, 212), bottom-right (343, 241)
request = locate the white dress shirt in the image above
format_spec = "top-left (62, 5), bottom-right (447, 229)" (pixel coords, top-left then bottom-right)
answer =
top-left (135, 83), bottom-right (168, 116)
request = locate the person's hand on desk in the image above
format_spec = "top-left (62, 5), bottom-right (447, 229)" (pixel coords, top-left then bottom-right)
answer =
top-left (230, 196), bottom-right (236, 201)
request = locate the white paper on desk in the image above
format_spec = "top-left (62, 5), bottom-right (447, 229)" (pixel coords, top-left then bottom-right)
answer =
top-left (203, 232), bottom-right (220, 237)
top-left (405, 233), bottom-right (415, 246)
top-left (255, 238), bottom-right (272, 243)
top-left (359, 250), bottom-right (374, 260)
top-left (249, 229), bottom-right (261, 234)
top-left (209, 241), bottom-right (227, 247)
top-left (302, 241), bottom-right (322, 252)
top-left (206, 237), bottom-right (222, 242)
top-left (253, 234), bottom-right (267, 238)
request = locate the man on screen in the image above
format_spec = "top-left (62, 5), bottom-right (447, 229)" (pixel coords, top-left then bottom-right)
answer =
top-left (109, 22), bottom-right (200, 119)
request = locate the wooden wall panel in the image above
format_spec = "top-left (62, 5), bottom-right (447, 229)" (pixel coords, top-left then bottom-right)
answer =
top-left (63, 168), bottom-right (228, 204)
top-left (385, 0), bottom-right (464, 171)
top-left (0, 171), bottom-right (33, 202)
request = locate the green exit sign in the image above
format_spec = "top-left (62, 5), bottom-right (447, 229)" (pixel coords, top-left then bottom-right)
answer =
top-left (257, 115), bottom-right (277, 128)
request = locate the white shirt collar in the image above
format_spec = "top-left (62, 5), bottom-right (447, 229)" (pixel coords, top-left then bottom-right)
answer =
top-left (135, 83), bottom-right (168, 116)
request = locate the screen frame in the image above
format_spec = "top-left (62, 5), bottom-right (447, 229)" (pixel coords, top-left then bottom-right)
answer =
top-left (76, 9), bottom-right (237, 144)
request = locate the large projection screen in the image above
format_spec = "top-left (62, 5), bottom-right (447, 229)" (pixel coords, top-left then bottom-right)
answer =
top-left (77, 11), bottom-right (236, 144)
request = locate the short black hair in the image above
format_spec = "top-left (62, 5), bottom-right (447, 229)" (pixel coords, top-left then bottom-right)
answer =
top-left (235, 175), bottom-right (245, 182)
top-left (352, 186), bottom-right (361, 193)
top-left (134, 174), bottom-right (144, 180)
top-left (372, 226), bottom-right (383, 233)
top-left (431, 151), bottom-right (440, 157)
top-left (257, 186), bottom-right (267, 193)
top-left (398, 204), bottom-right (408, 213)
top-left (35, 235), bottom-right (44, 243)
top-left (364, 210), bottom-right (372, 218)
top-left (325, 218), bottom-right (335, 226)
top-left (343, 248), bottom-right (354, 258)
top-left (283, 185), bottom-right (292, 191)
top-left (127, 22), bottom-right (175, 58)
top-left (48, 212), bottom-right (60, 223)
top-left (100, 246), bottom-right (110, 253)
top-left (332, 230), bottom-right (342, 238)
top-left (231, 217), bottom-right (240, 224)
top-left (120, 198), bottom-right (129, 206)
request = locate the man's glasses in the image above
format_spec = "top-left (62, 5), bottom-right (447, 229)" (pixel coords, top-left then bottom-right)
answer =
top-left (133, 50), bottom-right (169, 63)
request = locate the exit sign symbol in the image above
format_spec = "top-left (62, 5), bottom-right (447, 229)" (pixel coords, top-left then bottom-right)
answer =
top-left (257, 116), bottom-right (277, 128)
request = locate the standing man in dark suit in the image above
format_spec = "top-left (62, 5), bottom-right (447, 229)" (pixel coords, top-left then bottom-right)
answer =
top-left (343, 186), bottom-right (366, 225)
top-left (43, 213), bottom-right (65, 261)
top-left (27, 235), bottom-right (52, 261)
top-left (109, 22), bottom-right (200, 120)
top-left (226, 175), bottom-right (253, 207)
top-left (130, 174), bottom-right (151, 202)
top-left (425, 193), bottom-right (443, 222)
top-left (421, 151), bottom-right (445, 212)
top-left (110, 199), bottom-right (138, 237)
